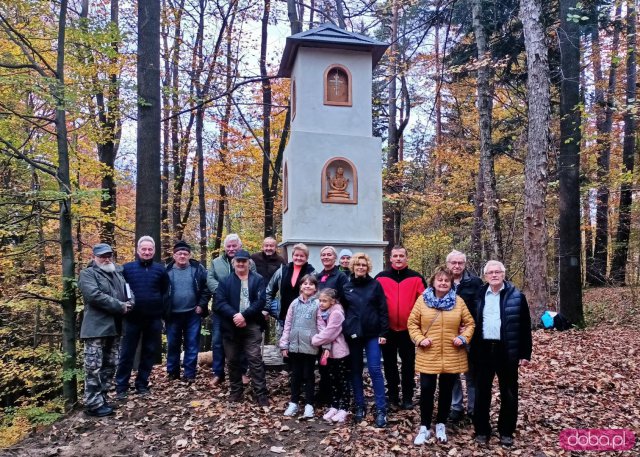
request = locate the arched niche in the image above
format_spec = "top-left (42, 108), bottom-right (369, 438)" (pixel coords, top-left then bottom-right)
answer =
top-left (324, 64), bottom-right (352, 107)
top-left (322, 157), bottom-right (357, 204)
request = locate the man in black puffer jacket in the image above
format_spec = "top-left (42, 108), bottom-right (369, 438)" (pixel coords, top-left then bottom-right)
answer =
top-left (115, 236), bottom-right (169, 398)
top-left (471, 260), bottom-right (532, 448)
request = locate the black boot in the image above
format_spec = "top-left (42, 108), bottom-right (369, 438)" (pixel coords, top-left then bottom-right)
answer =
top-left (374, 408), bottom-right (387, 428)
top-left (354, 405), bottom-right (366, 423)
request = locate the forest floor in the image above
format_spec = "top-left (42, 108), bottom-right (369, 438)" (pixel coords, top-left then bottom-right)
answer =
top-left (4, 287), bottom-right (640, 457)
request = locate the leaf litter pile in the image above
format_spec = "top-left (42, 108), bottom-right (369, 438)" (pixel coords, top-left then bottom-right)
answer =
top-left (5, 288), bottom-right (640, 456)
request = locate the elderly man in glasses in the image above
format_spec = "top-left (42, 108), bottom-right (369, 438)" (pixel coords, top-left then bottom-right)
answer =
top-left (78, 243), bottom-right (133, 417)
top-left (445, 250), bottom-right (483, 423)
top-left (472, 260), bottom-right (532, 447)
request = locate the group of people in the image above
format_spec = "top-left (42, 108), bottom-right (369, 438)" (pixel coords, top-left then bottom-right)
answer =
top-left (78, 235), bottom-right (532, 448)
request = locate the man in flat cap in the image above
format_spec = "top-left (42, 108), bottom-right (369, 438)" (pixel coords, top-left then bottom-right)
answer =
top-left (165, 240), bottom-right (211, 382)
top-left (78, 243), bottom-right (133, 417)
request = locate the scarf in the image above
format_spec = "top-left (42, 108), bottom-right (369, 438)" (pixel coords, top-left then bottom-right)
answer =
top-left (423, 287), bottom-right (457, 311)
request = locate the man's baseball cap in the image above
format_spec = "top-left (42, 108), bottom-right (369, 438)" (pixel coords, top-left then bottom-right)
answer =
top-left (234, 249), bottom-right (251, 260)
top-left (93, 243), bottom-right (113, 256)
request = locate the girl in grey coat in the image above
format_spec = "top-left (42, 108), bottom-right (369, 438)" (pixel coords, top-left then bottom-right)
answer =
top-left (279, 275), bottom-right (320, 419)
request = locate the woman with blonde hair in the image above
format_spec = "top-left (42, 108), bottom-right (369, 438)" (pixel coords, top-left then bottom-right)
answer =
top-left (408, 266), bottom-right (475, 445)
top-left (341, 252), bottom-right (389, 428)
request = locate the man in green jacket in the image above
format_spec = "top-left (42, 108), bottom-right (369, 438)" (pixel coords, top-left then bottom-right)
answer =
top-left (78, 243), bottom-right (132, 417)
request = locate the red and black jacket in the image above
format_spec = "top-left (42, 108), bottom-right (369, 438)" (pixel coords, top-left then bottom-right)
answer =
top-left (375, 267), bottom-right (426, 332)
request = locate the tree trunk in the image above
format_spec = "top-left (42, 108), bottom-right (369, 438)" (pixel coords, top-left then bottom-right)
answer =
top-left (611, 0), bottom-right (637, 283)
top-left (472, 0), bottom-right (503, 262)
top-left (287, 0), bottom-right (302, 34)
top-left (97, 0), bottom-right (121, 246)
top-left (55, 0), bottom-right (78, 409)
top-left (589, 0), bottom-right (623, 285)
top-left (384, 0), bottom-right (401, 257)
top-left (335, 0), bottom-right (346, 28)
top-left (520, 0), bottom-right (550, 322)
top-left (137, 0), bottom-right (161, 254)
top-left (558, 0), bottom-right (583, 325)
top-left (260, 0), bottom-right (275, 237)
top-left (161, 3), bottom-right (171, 258)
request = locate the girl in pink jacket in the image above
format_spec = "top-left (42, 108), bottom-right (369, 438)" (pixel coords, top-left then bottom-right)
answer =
top-left (312, 288), bottom-right (351, 423)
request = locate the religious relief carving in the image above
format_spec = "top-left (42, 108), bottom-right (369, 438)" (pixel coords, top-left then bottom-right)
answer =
top-left (327, 167), bottom-right (350, 200)
top-left (324, 65), bottom-right (352, 106)
top-left (321, 158), bottom-right (358, 204)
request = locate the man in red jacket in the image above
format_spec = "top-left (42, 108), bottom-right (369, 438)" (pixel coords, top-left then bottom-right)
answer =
top-left (375, 246), bottom-right (426, 409)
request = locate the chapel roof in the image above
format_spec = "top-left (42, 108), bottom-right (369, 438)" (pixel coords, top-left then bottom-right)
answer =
top-left (278, 23), bottom-right (389, 77)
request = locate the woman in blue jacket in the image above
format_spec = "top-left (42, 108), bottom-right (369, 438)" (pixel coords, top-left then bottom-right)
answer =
top-left (342, 252), bottom-right (389, 428)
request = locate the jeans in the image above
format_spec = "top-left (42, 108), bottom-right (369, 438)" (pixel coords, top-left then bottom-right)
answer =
top-left (222, 322), bottom-right (267, 398)
top-left (211, 312), bottom-right (225, 377)
top-left (115, 317), bottom-right (162, 392)
top-left (473, 340), bottom-right (520, 437)
top-left (349, 337), bottom-right (386, 412)
top-left (419, 373), bottom-right (457, 427)
top-left (451, 367), bottom-right (476, 414)
top-left (166, 310), bottom-right (202, 379)
top-left (381, 329), bottom-right (416, 402)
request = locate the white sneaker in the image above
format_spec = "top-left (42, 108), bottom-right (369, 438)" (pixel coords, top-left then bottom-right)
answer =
top-left (435, 423), bottom-right (447, 443)
top-left (283, 402), bottom-right (298, 416)
top-left (332, 409), bottom-right (348, 423)
top-left (414, 426), bottom-right (432, 445)
top-left (323, 407), bottom-right (338, 421)
top-left (303, 404), bottom-right (314, 418)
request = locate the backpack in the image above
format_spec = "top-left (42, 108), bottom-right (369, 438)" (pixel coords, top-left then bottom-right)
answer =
top-left (540, 310), bottom-right (572, 331)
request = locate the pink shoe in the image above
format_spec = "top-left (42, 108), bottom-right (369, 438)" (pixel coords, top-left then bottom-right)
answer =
top-left (332, 409), bottom-right (348, 423)
top-left (323, 407), bottom-right (338, 421)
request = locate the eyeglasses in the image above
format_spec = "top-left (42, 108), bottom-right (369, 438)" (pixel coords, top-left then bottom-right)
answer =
top-left (97, 253), bottom-right (113, 259)
top-left (485, 270), bottom-right (504, 276)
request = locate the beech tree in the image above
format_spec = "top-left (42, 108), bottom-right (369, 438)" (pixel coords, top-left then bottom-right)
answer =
top-left (136, 0), bottom-right (162, 255)
top-left (587, 0), bottom-right (623, 286)
top-left (558, 0), bottom-right (583, 325)
top-left (611, 0), bottom-right (637, 283)
top-left (471, 0), bottom-right (503, 263)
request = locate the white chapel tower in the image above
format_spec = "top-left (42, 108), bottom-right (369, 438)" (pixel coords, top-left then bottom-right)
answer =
top-left (278, 24), bottom-right (389, 273)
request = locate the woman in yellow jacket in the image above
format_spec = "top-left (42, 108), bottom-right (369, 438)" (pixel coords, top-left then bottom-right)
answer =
top-left (407, 266), bottom-right (475, 445)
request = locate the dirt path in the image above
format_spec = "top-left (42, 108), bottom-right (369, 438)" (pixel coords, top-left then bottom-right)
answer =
top-left (4, 322), bottom-right (639, 456)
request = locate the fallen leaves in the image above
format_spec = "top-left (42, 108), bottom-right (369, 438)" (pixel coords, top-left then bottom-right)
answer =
top-left (3, 291), bottom-right (639, 457)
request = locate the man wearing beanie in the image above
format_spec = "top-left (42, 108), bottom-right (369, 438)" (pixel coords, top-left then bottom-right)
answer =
top-left (78, 243), bottom-right (132, 416)
top-left (165, 240), bottom-right (211, 382)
